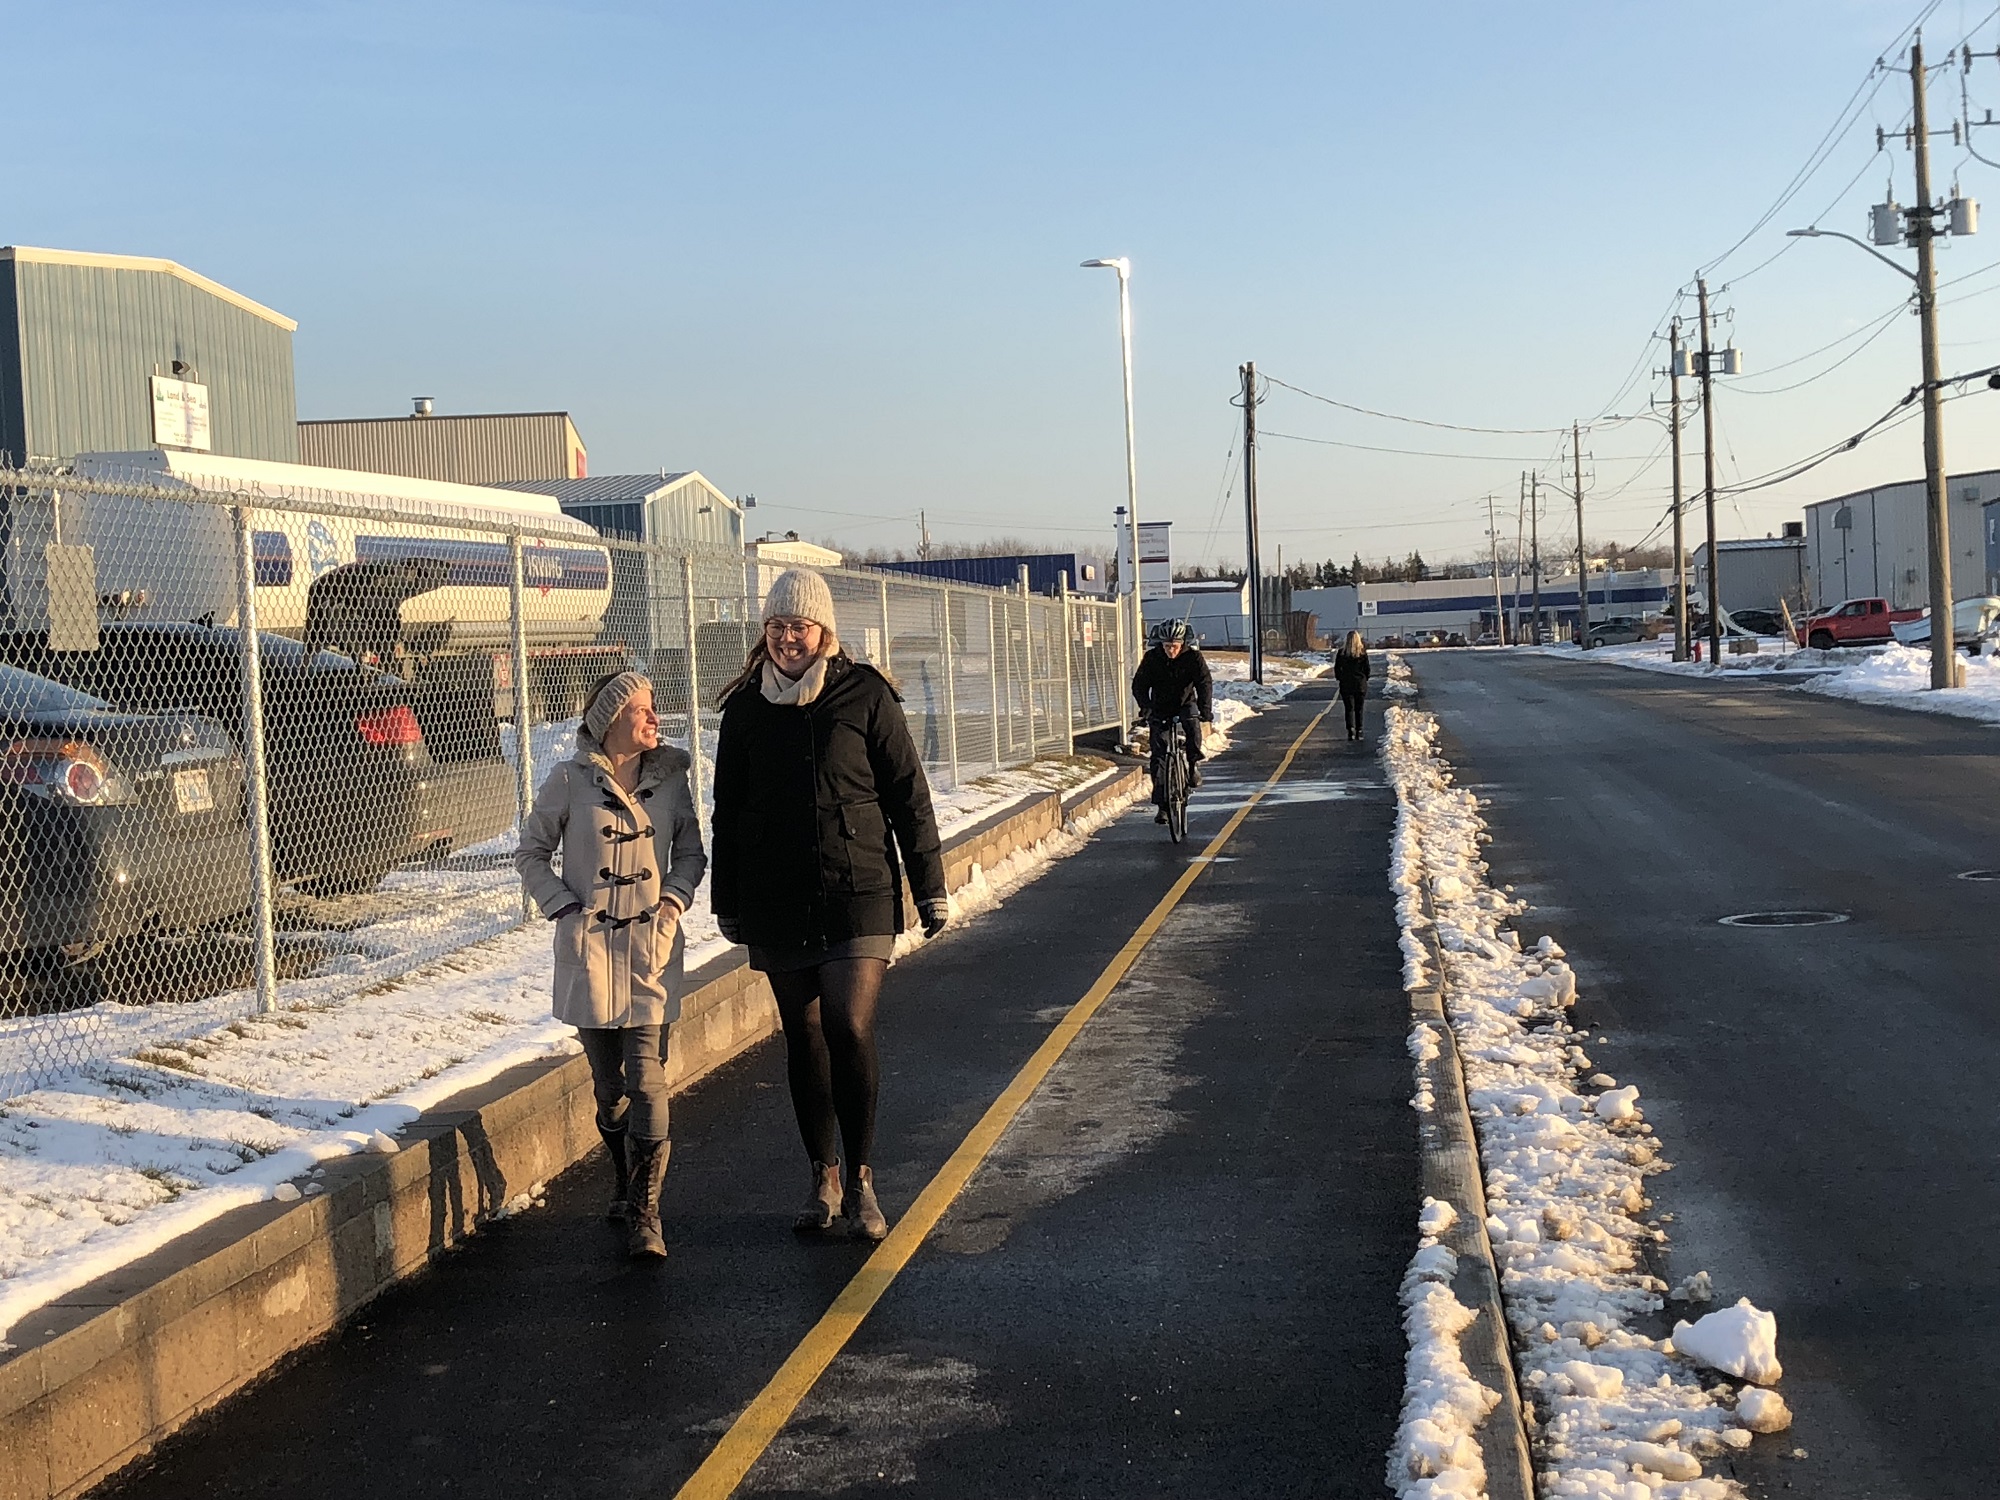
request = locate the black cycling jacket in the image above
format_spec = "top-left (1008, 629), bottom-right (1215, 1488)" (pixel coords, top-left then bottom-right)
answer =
top-left (1130, 645), bottom-right (1214, 721)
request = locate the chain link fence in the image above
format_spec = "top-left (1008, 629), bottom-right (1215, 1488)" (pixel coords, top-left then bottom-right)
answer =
top-left (0, 462), bottom-right (1129, 1101)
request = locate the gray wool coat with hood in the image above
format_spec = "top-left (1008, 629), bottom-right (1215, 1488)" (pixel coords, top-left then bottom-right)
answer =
top-left (515, 732), bottom-right (708, 1029)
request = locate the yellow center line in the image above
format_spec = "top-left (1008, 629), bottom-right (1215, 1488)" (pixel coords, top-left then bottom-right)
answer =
top-left (670, 698), bottom-right (1338, 1500)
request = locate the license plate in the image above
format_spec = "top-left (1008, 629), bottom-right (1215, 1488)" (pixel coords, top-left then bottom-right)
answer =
top-left (172, 767), bottom-right (214, 814)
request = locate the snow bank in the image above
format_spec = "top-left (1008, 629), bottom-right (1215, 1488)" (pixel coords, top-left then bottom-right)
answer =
top-left (1534, 634), bottom-right (2000, 731)
top-left (1799, 640), bottom-right (2000, 726)
top-left (1382, 701), bottom-right (1788, 1496)
top-left (1388, 1232), bottom-right (1499, 1499)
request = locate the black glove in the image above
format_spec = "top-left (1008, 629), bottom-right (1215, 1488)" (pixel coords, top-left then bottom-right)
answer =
top-left (550, 901), bottom-right (583, 921)
top-left (716, 914), bottom-right (744, 944)
top-left (919, 899), bottom-right (950, 939)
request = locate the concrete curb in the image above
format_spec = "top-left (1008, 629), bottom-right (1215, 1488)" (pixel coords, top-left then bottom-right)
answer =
top-left (0, 761), bottom-right (1145, 1500)
top-left (1389, 710), bottom-right (1537, 1500)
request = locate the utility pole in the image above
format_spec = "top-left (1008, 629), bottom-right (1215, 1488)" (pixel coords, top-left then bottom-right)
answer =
top-left (1572, 422), bottom-right (1589, 646)
top-left (1698, 278), bottom-right (1722, 667)
top-left (1911, 35), bottom-right (1959, 688)
top-left (1513, 474), bottom-right (1526, 645)
top-left (1668, 318), bottom-right (1690, 661)
top-left (1530, 473), bottom-right (1544, 643)
top-left (1486, 494), bottom-right (1505, 643)
top-left (1241, 361), bottom-right (1264, 683)
top-left (919, 509), bottom-right (932, 560)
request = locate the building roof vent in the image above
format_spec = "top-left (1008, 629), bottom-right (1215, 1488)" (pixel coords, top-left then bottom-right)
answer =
top-left (1782, 521), bottom-right (1804, 539)
top-left (412, 396), bottom-right (434, 417)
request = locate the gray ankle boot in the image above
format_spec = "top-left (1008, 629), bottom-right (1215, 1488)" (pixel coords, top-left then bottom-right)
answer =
top-left (793, 1159), bottom-right (843, 1232)
top-left (599, 1123), bottom-right (630, 1222)
top-left (843, 1165), bottom-right (888, 1243)
top-left (626, 1138), bottom-right (670, 1259)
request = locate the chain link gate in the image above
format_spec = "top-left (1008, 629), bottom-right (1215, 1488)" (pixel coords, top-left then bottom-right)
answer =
top-left (0, 464), bottom-right (1130, 1102)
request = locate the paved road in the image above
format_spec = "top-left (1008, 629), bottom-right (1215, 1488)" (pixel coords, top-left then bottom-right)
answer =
top-left (1411, 651), bottom-right (2000, 1500)
top-left (97, 683), bottom-right (1417, 1500)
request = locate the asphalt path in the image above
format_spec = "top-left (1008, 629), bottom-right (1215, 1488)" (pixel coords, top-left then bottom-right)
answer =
top-left (1410, 650), bottom-right (2000, 1500)
top-left (95, 681), bottom-right (1417, 1500)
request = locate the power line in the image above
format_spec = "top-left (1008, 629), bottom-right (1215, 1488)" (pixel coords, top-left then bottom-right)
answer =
top-left (1260, 375), bottom-right (1577, 436)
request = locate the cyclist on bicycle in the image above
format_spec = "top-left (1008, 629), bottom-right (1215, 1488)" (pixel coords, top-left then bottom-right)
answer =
top-left (1131, 619), bottom-right (1214, 823)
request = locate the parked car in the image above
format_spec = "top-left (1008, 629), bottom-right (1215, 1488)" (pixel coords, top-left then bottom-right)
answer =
top-left (0, 663), bottom-right (250, 959)
top-left (1888, 595), bottom-right (2000, 649)
top-left (1795, 598), bottom-right (1924, 650)
top-left (0, 625), bottom-right (515, 893)
top-left (1587, 615), bottom-right (1653, 646)
top-left (1724, 608), bottom-right (1786, 638)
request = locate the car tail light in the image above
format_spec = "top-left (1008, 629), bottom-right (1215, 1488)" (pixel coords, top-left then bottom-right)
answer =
top-left (0, 739), bottom-right (127, 805)
top-left (356, 705), bottom-right (423, 748)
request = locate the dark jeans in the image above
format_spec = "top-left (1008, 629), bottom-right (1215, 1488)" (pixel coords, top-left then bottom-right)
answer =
top-left (1342, 693), bottom-right (1365, 737)
top-left (1148, 709), bottom-right (1203, 803)
top-left (577, 1024), bottom-right (669, 1142)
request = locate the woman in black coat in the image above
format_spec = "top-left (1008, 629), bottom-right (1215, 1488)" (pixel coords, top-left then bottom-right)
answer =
top-left (1333, 630), bottom-right (1371, 741)
top-left (710, 568), bottom-right (949, 1242)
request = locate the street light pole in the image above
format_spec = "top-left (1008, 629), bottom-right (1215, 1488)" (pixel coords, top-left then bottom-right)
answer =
top-left (1698, 278), bottom-right (1722, 668)
top-left (1082, 257), bottom-right (1143, 714)
top-left (1785, 33), bottom-right (1976, 690)
top-left (1667, 319), bottom-right (1690, 662)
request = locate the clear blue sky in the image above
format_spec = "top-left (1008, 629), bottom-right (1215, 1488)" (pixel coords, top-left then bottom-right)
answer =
top-left (15, 1), bottom-right (2000, 569)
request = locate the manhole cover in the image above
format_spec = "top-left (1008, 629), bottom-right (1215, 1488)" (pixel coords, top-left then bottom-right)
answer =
top-left (1717, 910), bottom-right (1849, 928)
top-left (1956, 869), bottom-right (2000, 882)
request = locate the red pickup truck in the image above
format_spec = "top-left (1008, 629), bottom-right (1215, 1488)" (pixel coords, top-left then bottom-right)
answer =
top-left (1796, 597), bottom-right (1924, 649)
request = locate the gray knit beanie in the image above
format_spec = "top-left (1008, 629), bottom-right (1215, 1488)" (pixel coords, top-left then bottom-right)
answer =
top-left (762, 567), bottom-right (838, 631)
top-left (583, 669), bottom-right (652, 741)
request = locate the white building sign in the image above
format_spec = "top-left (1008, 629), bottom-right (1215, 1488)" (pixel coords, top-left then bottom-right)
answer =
top-left (1137, 520), bottom-right (1173, 602)
top-left (150, 376), bottom-right (212, 452)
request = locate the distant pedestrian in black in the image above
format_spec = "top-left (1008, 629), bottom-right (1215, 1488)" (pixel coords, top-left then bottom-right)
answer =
top-left (1334, 630), bottom-right (1371, 741)
top-left (709, 568), bottom-right (949, 1244)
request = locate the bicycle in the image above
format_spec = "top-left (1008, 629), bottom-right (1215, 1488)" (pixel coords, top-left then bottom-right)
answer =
top-left (1149, 714), bottom-right (1191, 844)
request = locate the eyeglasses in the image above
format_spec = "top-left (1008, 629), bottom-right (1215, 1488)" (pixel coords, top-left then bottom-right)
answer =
top-left (764, 618), bottom-right (820, 641)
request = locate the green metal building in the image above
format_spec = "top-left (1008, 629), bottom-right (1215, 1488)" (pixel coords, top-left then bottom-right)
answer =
top-left (0, 246), bottom-right (299, 466)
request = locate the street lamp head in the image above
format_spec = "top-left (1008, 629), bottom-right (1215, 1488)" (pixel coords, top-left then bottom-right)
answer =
top-left (1080, 257), bottom-right (1130, 274)
top-left (1785, 227), bottom-right (1820, 237)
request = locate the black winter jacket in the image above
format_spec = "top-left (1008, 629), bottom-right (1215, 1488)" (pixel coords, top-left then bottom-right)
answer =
top-left (711, 655), bottom-right (948, 949)
top-left (1333, 650), bottom-right (1371, 698)
top-left (1131, 645), bottom-right (1214, 721)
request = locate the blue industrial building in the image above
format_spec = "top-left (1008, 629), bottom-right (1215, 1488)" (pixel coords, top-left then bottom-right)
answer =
top-left (870, 553), bottom-right (1097, 597)
top-left (1296, 570), bottom-right (1670, 645)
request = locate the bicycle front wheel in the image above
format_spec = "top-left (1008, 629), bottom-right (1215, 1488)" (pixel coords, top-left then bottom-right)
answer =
top-left (1165, 753), bottom-right (1189, 843)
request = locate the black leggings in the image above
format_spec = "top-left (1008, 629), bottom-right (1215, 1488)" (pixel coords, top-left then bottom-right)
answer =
top-left (1342, 693), bottom-right (1365, 737)
top-left (767, 958), bottom-right (887, 1172)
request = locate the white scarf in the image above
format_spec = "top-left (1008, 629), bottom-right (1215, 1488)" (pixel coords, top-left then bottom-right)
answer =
top-left (762, 655), bottom-right (829, 706)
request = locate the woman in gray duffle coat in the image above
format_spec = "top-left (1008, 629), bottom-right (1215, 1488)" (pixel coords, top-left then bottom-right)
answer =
top-left (516, 670), bottom-right (706, 1258)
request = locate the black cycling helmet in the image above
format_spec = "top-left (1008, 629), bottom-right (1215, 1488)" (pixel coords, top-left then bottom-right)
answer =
top-left (1159, 619), bottom-right (1192, 645)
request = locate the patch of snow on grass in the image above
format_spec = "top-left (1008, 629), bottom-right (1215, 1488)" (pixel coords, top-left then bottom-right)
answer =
top-left (1382, 702), bottom-right (1786, 1497)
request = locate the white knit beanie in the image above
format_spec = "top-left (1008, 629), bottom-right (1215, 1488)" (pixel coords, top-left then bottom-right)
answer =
top-left (762, 568), bottom-right (838, 632)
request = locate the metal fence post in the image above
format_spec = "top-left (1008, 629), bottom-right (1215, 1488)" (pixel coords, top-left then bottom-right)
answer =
top-left (1059, 572), bottom-right (1076, 756)
top-left (1115, 588), bottom-right (1132, 751)
top-left (877, 577), bottom-right (893, 669)
top-left (680, 551), bottom-right (709, 831)
top-left (985, 594), bottom-right (1002, 771)
top-left (231, 505), bottom-right (279, 1014)
top-left (508, 533), bottom-right (537, 922)
top-left (940, 585), bottom-right (960, 786)
top-left (1017, 567), bottom-right (1037, 753)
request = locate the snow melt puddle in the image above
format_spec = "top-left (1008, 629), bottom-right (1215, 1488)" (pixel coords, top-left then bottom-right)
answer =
top-left (1382, 703), bottom-right (1789, 1499)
